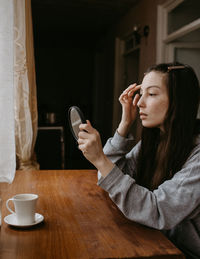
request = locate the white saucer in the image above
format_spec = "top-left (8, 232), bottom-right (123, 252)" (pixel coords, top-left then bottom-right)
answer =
top-left (4, 213), bottom-right (44, 228)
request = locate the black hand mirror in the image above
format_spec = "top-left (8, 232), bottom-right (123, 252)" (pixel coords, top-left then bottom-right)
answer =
top-left (68, 106), bottom-right (86, 141)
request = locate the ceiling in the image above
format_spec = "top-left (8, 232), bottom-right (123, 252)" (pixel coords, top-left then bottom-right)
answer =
top-left (31, 0), bottom-right (139, 34)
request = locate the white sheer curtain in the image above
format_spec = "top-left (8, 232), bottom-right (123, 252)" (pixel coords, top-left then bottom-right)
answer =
top-left (0, 0), bottom-right (39, 181)
top-left (0, 0), bottom-right (15, 226)
top-left (0, 0), bottom-right (15, 183)
top-left (14, 0), bottom-right (39, 170)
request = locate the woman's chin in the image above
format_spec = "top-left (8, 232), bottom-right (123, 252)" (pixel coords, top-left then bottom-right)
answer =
top-left (141, 121), bottom-right (151, 128)
top-left (141, 121), bottom-right (158, 128)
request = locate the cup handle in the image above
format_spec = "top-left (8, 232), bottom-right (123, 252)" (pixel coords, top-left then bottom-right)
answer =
top-left (6, 198), bottom-right (15, 214)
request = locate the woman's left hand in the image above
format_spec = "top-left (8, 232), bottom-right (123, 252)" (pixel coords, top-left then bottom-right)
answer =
top-left (78, 120), bottom-right (114, 176)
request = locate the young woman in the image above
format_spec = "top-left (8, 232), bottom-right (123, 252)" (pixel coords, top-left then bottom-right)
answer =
top-left (78, 62), bottom-right (200, 259)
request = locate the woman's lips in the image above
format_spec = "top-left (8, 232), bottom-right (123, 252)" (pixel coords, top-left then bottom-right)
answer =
top-left (139, 112), bottom-right (147, 119)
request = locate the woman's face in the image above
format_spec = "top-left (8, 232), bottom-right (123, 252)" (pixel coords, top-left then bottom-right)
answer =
top-left (137, 71), bottom-right (169, 131)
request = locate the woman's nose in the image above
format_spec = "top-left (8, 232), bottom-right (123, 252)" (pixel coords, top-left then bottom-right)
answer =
top-left (137, 95), bottom-right (145, 108)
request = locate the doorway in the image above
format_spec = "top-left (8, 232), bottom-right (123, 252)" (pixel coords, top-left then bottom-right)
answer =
top-left (124, 49), bottom-right (140, 87)
top-left (112, 37), bottom-right (140, 138)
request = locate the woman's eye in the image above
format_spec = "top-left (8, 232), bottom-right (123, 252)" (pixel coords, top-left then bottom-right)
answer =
top-left (149, 93), bottom-right (157, 96)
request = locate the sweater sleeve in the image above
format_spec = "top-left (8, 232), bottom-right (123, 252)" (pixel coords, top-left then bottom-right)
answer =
top-left (98, 142), bottom-right (200, 230)
top-left (98, 131), bottom-right (141, 180)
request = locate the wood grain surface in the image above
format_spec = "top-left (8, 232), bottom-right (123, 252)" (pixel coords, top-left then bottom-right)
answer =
top-left (0, 170), bottom-right (185, 259)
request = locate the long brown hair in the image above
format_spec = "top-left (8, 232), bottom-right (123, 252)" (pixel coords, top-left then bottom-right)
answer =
top-left (136, 62), bottom-right (200, 190)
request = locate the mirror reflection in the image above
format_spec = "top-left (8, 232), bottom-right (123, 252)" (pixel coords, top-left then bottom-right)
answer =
top-left (69, 106), bottom-right (86, 140)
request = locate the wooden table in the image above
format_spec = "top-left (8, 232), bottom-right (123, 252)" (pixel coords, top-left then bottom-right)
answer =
top-left (0, 170), bottom-right (185, 259)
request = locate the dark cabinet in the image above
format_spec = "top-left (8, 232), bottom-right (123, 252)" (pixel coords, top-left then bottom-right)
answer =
top-left (35, 126), bottom-right (65, 169)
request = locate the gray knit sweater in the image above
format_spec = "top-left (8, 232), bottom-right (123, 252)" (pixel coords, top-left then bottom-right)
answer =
top-left (98, 131), bottom-right (200, 259)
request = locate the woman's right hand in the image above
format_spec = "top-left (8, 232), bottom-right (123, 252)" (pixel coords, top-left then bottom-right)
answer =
top-left (118, 83), bottom-right (141, 137)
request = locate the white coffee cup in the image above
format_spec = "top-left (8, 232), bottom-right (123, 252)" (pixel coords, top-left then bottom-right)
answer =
top-left (6, 194), bottom-right (38, 225)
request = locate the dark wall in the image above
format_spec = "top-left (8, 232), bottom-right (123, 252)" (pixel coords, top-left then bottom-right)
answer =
top-left (35, 37), bottom-right (94, 123)
top-left (33, 30), bottom-right (114, 169)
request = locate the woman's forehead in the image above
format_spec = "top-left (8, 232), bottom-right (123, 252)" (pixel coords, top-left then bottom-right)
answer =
top-left (141, 71), bottom-right (166, 89)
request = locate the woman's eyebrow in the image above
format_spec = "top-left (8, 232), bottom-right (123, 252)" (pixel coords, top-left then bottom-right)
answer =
top-left (141, 85), bottom-right (161, 90)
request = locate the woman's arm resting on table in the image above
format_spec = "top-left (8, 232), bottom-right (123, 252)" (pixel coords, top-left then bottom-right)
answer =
top-left (98, 143), bottom-right (200, 230)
